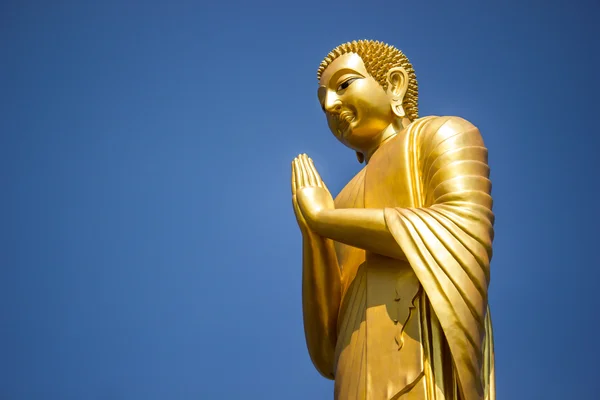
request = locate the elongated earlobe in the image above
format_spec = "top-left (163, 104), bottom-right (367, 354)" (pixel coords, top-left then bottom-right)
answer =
top-left (387, 67), bottom-right (409, 119)
top-left (393, 104), bottom-right (406, 118)
top-left (356, 152), bottom-right (365, 163)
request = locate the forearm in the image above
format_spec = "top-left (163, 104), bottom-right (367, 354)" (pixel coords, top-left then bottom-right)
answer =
top-left (308, 208), bottom-right (406, 261)
top-left (301, 231), bottom-right (341, 379)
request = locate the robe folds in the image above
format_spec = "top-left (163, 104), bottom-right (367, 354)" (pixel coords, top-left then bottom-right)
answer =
top-left (331, 116), bottom-right (495, 400)
top-left (383, 116), bottom-right (495, 400)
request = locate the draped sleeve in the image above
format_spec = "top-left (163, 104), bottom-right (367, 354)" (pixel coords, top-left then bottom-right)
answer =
top-left (384, 116), bottom-right (495, 400)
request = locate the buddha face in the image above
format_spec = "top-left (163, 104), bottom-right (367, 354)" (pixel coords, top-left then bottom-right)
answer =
top-left (318, 53), bottom-right (406, 151)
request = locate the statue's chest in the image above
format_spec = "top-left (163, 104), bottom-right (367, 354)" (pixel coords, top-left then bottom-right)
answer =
top-left (364, 133), bottom-right (416, 209)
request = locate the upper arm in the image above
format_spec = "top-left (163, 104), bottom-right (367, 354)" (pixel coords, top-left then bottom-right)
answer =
top-left (417, 117), bottom-right (492, 210)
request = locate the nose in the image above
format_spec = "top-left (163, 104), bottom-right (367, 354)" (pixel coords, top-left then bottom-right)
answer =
top-left (324, 92), bottom-right (342, 113)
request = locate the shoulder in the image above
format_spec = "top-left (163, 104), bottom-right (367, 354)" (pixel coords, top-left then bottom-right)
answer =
top-left (411, 116), bottom-right (485, 154)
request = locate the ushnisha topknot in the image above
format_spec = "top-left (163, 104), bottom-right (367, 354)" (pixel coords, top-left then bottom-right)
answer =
top-left (317, 40), bottom-right (419, 121)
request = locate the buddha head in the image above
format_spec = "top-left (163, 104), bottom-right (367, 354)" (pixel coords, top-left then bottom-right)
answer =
top-left (317, 40), bottom-right (419, 162)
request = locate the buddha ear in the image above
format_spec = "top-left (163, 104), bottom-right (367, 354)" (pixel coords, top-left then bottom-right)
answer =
top-left (386, 67), bottom-right (409, 118)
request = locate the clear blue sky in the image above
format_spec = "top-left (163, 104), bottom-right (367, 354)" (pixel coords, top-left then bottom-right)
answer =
top-left (2, 1), bottom-right (599, 399)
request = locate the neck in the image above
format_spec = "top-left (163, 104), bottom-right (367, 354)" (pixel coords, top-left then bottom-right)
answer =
top-left (363, 117), bottom-right (412, 163)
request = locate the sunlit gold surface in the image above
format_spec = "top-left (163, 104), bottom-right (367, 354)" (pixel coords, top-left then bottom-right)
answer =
top-left (291, 40), bottom-right (495, 400)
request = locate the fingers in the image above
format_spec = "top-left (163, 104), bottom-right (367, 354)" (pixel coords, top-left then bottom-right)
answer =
top-left (292, 153), bottom-right (328, 190)
top-left (300, 154), bottom-right (317, 186)
top-left (298, 157), bottom-right (309, 188)
top-left (291, 163), bottom-right (296, 196)
top-left (306, 157), bottom-right (323, 188)
top-left (293, 158), bottom-right (303, 193)
top-left (293, 154), bottom-right (310, 188)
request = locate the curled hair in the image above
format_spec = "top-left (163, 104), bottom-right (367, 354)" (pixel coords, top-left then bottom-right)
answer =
top-left (317, 40), bottom-right (419, 121)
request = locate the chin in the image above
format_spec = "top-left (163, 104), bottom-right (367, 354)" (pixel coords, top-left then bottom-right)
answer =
top-left (348, 128), bottom-right (377, 143)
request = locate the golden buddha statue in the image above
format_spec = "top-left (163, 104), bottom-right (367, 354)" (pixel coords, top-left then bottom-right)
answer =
top-left (291, 40), bottom-right (495, 400)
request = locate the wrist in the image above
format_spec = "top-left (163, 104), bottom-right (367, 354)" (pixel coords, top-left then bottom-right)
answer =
top-left (304, 209), bottom-right (322, 232)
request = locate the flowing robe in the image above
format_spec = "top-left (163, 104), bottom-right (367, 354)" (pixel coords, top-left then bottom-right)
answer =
top-left (330, 116), bottom-right (495, 400)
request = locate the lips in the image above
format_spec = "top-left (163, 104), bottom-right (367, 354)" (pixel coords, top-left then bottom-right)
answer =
top-left (335, 111), bottom-right (355, 138)
top-left (327, 108), bottom-right (356, 139)
top-left (340, 110), bottom-right (355, 124)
